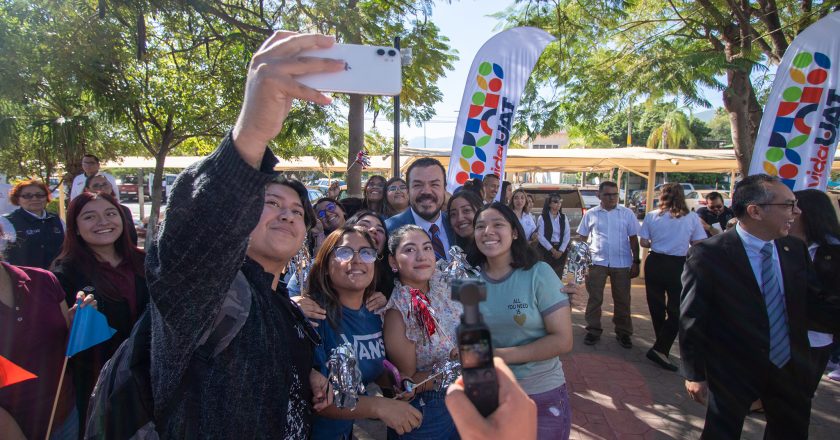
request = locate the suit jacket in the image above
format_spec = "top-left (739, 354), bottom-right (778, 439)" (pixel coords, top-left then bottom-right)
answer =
top-left (808, 242), bottom-right (840, 334)
top-left (385, 208), bottom-right (456, 252)
top-left (679, 229), bottom-right (840, 397)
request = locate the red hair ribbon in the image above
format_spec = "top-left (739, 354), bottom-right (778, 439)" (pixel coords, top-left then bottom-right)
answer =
top-left (409, 288), bottom-right (436, 339)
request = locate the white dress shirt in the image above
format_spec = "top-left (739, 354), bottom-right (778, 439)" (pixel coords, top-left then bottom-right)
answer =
top-left (735, 223), bottom-right (785, 299)
top-left (536, 212), bottom-right (571, 252)
top-left (639, 210), bottom-right (706, 256)
top-left (70, 172), bottom-right (120, 200)
top-left (411, 208), bottom-right (451, 260)
top-left (576, 204), bottom-right (640, 268)
top-left (517, 211), bottom-right (537, 241)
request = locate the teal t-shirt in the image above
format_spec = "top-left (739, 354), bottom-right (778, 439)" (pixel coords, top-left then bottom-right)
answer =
top-left (479, 261), bottom-right (569, 395)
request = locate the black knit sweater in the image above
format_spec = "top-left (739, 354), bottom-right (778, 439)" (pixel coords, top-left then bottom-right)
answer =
top-left (145, 134), bottom-right (315, 438)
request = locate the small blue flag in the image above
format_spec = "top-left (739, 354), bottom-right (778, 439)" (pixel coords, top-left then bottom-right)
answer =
top-left (66, 304), bottom-right (117, 357)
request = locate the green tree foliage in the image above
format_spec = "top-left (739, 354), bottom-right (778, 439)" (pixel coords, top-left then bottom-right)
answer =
top-left (646, 110), bottom-right (698, 149)
top-left (500, 0), bottom-right (840, 174)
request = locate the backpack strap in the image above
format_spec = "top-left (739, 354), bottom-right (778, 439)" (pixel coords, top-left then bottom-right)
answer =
top-left (157, 271), bottom-right (252, 436)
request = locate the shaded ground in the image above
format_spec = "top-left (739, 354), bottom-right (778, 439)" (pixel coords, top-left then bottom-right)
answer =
top-left (350, 279), bottom-right (840, 439)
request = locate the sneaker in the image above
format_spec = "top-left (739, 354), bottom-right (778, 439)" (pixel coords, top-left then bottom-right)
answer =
top-left (584, 333), bottom-right (600, 345)
top-left (646, 349), bottom-right (678, 371)
top-left (616, 334), bottom-right (633, 349)
top-left (828, 369), bottom-right (840, 382)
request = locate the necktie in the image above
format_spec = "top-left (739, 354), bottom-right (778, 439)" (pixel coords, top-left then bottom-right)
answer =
top-left (428, 224), bottom-right (446, 261)
top-left (760, 242), bottom-right (791, 368)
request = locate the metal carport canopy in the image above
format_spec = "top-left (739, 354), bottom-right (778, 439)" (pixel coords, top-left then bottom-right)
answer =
top-left (101, 154), bottom-right (403, 173)
top-left (400, 146), bottom-right (840, 176)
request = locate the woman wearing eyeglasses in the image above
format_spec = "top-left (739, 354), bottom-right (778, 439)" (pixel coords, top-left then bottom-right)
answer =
top-left (536, 193), bottom-right (571, 278)
top-left (362, 175), bottom-right (387, 216)
top-left (383, 225), bottom-right (463, 439)
top-left (85, 174), bottom-right (138, 245)
top-left (306, 226), bottom-right (422, 439)
top-left (0, 180), bottom-right (65, 269)
top-left (384, 177), bottom-right (409, 218)
top-left (311, 197), bottom-right (347, 255)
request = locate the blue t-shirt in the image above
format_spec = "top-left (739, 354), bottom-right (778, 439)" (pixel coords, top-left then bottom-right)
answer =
top-left (311, 304), bottom-right (386, 440)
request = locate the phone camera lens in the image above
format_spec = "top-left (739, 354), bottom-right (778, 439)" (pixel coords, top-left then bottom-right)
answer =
top-left (377, 49), bottom-right (385, 56)
top-left (387, 49), bottom-right (397, 56)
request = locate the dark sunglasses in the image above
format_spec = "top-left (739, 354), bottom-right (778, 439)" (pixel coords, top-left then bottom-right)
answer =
top-left (20, 193), bottom-right (47, 200)
top-left (317, 203), bottom-right (337, 219)
top-left (333, 246), bottom-right (378, 263)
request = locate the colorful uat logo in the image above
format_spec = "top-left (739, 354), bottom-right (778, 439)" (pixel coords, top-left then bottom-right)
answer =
top-left (455, 61), bottom-right (514, 185)
top-left (762, 51), bottom-right (838, 188)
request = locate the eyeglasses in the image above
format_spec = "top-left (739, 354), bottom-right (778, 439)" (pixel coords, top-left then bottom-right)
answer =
top-left (20, 193), bottom-right (47, 200)
top-left (387, 185), bottom-right (407, 193)
top-left (758, 200), bottom-right (798, 211)
top-left (317, 203), bottom-right (337, 218)
top-left (333, 246), bottom-right (378, 263)
top-left (89, 182), bottom-right (111, 191)
top-left (600, 193), bottom-right (619, 198)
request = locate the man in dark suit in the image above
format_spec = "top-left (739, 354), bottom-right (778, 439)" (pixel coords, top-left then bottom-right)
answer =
top-left (679, 174), bottom-right (840, 439)
top-left (385, 158), bottom-right (455, 261)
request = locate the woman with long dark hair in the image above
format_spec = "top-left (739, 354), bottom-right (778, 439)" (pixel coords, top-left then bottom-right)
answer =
top-left (50, 191), bottom-right (148, 431)
top-left (536, 193), bottom-right (571, 278)
top-left (84, 174), bottom-right (138, 245)
top-left (362, 175), bottom-right (387, 216)
top-left (306, 226), bottom-right (421, 439)
top-left (346, 210), bottom-right (394, 296)
top-left (468, 202), bottom-right (575, 440)
top-left (639, 183), bottom-right (705, 371)
top-left (383, 225), bottom-right (463, 439)
top-left (0, 180), bottom-right (64, 269)
top-left (447, 190), bottom-right (483, 249)
top-left (384, 177), bottom-right (409, 218)
top-left (790, 189), bottom-right (840, 394)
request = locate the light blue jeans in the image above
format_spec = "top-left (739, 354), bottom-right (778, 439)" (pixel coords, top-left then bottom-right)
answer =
top-left (387, 389), bottom-right (460, 439)
top-left (530, 384), bottom-right (571, 440)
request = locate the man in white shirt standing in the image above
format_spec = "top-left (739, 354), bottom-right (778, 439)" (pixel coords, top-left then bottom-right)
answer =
top-left (69, 154), bottom-right (120, 200)
top-left (577, 181), bottom-right (641, 348)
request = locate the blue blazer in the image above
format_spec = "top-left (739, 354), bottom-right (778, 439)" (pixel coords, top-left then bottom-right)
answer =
top-left (385, 209), bottom-right (457, 258)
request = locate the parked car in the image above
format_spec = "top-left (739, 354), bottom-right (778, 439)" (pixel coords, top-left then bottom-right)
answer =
top-left (118, 175), bottom-right (143, 202)
top-left (579, 186), bottom-right (600, 209)
top-left (654, 182), bottom-right (696, 194)
top-left (685, 190), bottom-right (731, 212)
top-left (518, 183), bottom-right (585, 237)
top-left (307, 188), bottom-right (324, 202)
top-left (148, 173), bottom-right (178, 204)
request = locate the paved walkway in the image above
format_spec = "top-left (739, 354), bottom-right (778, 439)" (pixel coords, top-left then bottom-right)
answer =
top-left (355, 279), bottom-right (840, 439)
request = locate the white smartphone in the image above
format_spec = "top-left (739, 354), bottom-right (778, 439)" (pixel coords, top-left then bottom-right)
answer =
top-left (297, 43), bottom-right (402, 96)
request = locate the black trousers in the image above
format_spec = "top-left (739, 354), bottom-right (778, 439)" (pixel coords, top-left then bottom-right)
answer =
top-left (644, 252), bottom-right (685, 356)
top-left (808, 344), bottom-right (832, 397)
top-left (542, 243), bottom-right (568, 279)
top-left (703, 361), bottom-right (810, 440)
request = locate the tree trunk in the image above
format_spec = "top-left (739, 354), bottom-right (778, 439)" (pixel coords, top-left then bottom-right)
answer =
top-left (723, 67), bottom-right (758, 176)
top-left (148, 151), bottom-right (166, 240)
top-left (347, 93), bottom-right (365, 197)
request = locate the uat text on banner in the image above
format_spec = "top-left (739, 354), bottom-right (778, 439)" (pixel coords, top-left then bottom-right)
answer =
top-left (446, 27), bottom-right (555, 198)
top-left (749, 11), bottom-right (840, 191)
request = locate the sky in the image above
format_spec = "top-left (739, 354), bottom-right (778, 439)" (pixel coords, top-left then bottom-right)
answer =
top-left (364, 0), bottom-right (725, 149)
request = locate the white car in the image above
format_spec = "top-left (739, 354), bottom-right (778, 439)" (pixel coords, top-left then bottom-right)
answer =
top-left (686, 190), bottom-right (731, 212)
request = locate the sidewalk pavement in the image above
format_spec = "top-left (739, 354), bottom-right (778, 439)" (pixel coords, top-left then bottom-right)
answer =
top-left (354, 279), bottom-right (840, 439)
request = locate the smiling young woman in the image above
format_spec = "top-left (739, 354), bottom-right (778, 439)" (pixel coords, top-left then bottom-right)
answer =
top-left (305, 226), bottom-right (422, 439)
top-left (50, 192), bottom-right (147, 432)
top-left (468, 202), bottom-right (575, 440)
top-left (382, 225), bottom-right (463, 439)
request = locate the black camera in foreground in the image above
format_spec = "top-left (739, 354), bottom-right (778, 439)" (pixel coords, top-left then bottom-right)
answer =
top-left (451, 278), bottom-right (499, 417)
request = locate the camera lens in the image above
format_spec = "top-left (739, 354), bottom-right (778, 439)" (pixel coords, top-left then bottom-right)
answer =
top-left (377, 48), bottom-right (385, 56)
top-left (388, 49), bottom-right (397, 56)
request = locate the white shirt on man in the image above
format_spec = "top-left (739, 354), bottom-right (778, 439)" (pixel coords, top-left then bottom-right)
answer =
top-left (411, 208), bottom-right (451, 260)
top-left (735, 223), bottom-right (785, 299)
top-left (639, 209), bottom-right (706, 257)
top-left (536, 212), bottom-right (571, 252)
top-left (70, 172), bottom-right (120, 200)
top-left (577, 204), bottom-right (639, 268)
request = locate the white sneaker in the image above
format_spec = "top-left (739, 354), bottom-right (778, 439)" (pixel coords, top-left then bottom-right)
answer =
top-left (828, 369), bottom-right (840, 382)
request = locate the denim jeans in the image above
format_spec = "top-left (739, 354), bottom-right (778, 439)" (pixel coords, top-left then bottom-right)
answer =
top-left (387, 389), bottom-right (459, 439)
top-left (530, 384), bottom-right (571, 440)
